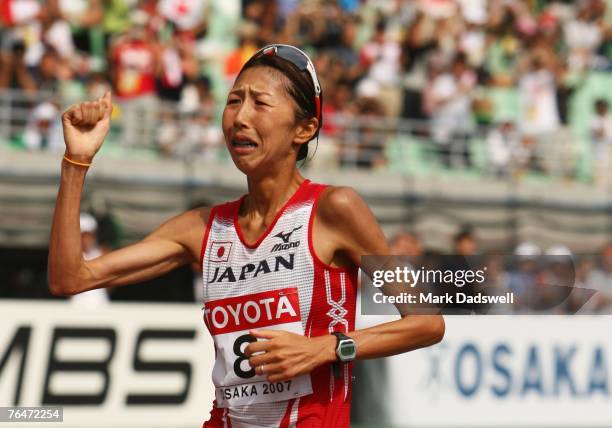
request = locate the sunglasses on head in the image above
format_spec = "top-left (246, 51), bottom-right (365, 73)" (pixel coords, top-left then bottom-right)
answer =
top-left (254, 44), bottom-right (322, 124)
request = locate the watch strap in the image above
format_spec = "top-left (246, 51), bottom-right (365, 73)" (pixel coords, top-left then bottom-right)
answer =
top-left (331, 331), bottom-right (350, 342)
top-left (331, 331), bottom-right (351, 379)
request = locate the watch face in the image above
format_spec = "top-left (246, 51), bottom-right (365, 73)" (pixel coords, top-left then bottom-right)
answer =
top-left (338, 340), bottom-right (356, 361)
top-left (340, 345), bottom-right (355, 357)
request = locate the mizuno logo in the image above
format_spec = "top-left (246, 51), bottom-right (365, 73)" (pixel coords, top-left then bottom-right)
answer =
top-left (274, 226), bottom-right (302, 243)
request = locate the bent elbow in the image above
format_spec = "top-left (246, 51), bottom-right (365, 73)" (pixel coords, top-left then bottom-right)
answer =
top-left (48, 280), bottom-right (76, 297)
top-left (429, 315), bottom-right (445, 345)
top-left (48, 273), bottom-right (84, 297)
top-left (48, 262), bottom-right (95, 296)
top-left (49, 282), bottom-right (69, 297)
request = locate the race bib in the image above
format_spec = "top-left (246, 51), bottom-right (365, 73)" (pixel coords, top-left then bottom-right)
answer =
top-left (204, 287), bottom-right (313, 407)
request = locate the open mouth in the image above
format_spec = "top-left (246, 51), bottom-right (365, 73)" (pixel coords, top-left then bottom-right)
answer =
top-left (232, 139), bottom-right (258, 148)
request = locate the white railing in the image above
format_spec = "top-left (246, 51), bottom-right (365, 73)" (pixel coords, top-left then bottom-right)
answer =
top-left (0, 88), bottom-right (595, 182)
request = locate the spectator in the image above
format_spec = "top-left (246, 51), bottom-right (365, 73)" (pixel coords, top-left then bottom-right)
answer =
top-left (23, 101), bottom-right (63, 151)
top-left (459, 18), bottom-right (486, 69)
top-left (585, 243), bottom-right (612, 312)
top-left (157, 33), bottom-right (199, 102)
top-left (58, 0), bottom-right (104, 64)
top-left (567, 256), bottom-right (598, 314)
top-left (0, 0), bottom-right (42, 28)
top-left (322, 79), bottom-right (354, 137)
top-left (101, 0), bottom-right (132, 47)
top-left (482, 254), bottom-right (513, 314)
top-left (0, 0), bottom-right (47, 93)
top-left (486, 118), bottom-right (522, 177)
top-left (42, 9), bottom-right (76, 63)
top-left (0, 2), bottom-right (74, 76)
top-left (453, 224), bottom-right (477, 256)
top-left (190, 198), bottom-right (212, 303)
top-left (483, 1), bottom-right (524, 87)
top-left (518, 54), bottom-right (560, 136)
top-left (359, 19), bottom-right (402, 116)
top-left (108, 9), bottom-right (159, 147)
top-left (156, 107), bottom-right (181, 158)
top-left (193, 75), bottom-right (216, 115)
top-left (423, 54), bottom-right (475, 168)
top-left (513, 135), bottom-right (545, 176)
top-left (399, 10), bottom-right (438, 122)
top-left (339, 97), bottom-right (387, 169)
top-left (533, 244), bottom-right (574, 313)
top-left (564, 1), bottom-right (605, 72)
top-left (223, 21), bottom-right (260, 84)
top-left (86, 71), bottom-right (112, 99)
top-left (508, 241), bottom-right (541, 310)
top-left (590, 99), bottom-right (612, 182)
top-left (389, 231), bottom-right (424, 257)
top-left (418, 0), bottom-right (457, 21)
top-left (31, 46), bottom-right (72, 93)
top-left (0, 39), bottom-right (37, 94)
top-left (70, 213), bottom-right (110, 308)
top-left (326, 16), bottom-right (362, 82)
top-left (0, 0), bottom-right (46, 70)
top-left (440, 224), bottom-right (480, 313)
top-left (158, 0), bottom-right (208, 37)
top-left (181, 105), bottom-right (224, 160)
top-left (157, 98), bottom-right (222, 160)
top-left (242, 0), bottom-right (277, 43)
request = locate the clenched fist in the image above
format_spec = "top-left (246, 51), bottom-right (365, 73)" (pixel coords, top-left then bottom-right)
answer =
top-left (62, 91), bottom-right (112, 162)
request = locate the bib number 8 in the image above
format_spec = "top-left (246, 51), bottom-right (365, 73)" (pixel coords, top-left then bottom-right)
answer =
top-left (233, 334), bottom-right (257, 379)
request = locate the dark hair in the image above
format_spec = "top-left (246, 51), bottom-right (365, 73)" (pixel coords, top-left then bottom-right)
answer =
top-left (595, 98), bottom-right (609, 110)
top-left (454, 225), bottom-right (475, 244)
top-left (237, 54), bottom-right (322, 162)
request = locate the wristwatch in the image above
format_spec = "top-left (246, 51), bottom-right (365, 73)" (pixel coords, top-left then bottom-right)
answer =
top-left (331, 332), bottom-right (356, 378)
top-left (332, 331), bottom-right (357, 362)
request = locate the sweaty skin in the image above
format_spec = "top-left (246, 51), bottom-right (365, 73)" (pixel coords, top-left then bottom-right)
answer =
top-left (48, 67), bottom-right (444, 385)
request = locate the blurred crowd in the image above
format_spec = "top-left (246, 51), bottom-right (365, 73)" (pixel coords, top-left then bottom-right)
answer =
top-left (387, 226), bottom-right (612, 314)
top-left (1, 0), bottom-right (612, 173)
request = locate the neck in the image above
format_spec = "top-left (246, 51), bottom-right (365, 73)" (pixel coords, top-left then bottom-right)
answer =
top-left (243, 169), bottom-right (305, 221)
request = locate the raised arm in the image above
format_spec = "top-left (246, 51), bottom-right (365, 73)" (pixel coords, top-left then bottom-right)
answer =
top-left (48, 93), bottom-right (207, 296)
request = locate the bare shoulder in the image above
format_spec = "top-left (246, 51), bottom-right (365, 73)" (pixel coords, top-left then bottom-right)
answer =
top-left (317, 185), bottom-right (369, 227)
top-left (315, 185), bottom-right (387, 263)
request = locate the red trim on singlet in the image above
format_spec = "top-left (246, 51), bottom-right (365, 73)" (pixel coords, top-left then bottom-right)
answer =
top-left (307, 185), bottom-right (352, 273)
top-left (202, 400), bottom-right (224, 428)
top-left (279, 398), bottom-right (295, 428)
top-left (296, 267), bottom-right (356, 427)
top-left (200, 206), bottom-right (218, 269)
top-left (233, 179), bottom-right (311, 249)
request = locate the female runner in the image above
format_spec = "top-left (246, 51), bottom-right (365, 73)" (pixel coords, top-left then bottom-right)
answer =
top-left (49, 44), bottom-right (445, 427)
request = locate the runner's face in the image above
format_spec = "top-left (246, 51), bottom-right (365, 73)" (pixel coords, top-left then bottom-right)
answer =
top-left (222, 66), bottom-right (303, 175)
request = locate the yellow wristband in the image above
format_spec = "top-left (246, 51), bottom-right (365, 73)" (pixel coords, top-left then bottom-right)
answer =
top-left (63, 155), bottom-right (92, 167)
